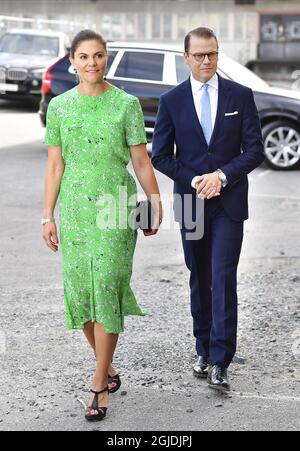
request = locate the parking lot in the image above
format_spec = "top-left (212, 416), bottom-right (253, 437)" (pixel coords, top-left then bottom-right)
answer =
top-left (0, 99), bottom-right (299, 431)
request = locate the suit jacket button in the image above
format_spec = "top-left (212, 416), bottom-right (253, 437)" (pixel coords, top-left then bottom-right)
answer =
top-left (207, 151), bottom-right (212, 155)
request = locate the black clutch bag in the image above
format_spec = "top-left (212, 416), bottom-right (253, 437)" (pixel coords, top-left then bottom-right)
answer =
top-left (130, 200), bottom-right (154, 230)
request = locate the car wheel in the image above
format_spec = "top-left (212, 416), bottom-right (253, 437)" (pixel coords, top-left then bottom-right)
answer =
top-left (262, 121), bottom-right (300, 170)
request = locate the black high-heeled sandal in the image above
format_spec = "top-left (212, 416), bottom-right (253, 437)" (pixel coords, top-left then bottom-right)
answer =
top-left (108, 374), bottom-right (121, 394)
top-left (85, 386), bottom-right (109, 422)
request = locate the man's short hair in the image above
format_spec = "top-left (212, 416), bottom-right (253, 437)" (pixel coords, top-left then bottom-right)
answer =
top-left (184, 27), bottom-right (219, 53)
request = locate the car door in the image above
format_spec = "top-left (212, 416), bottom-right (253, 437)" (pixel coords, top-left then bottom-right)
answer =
top-left (107, 49), bottom-right (169, 133)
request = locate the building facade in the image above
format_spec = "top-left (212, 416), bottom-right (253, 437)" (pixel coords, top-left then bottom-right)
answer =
top-left (0, 0), bottom-right (299, 64)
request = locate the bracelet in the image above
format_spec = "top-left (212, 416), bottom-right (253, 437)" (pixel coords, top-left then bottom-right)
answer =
top-left (41, 217), bottom-right (55, 226)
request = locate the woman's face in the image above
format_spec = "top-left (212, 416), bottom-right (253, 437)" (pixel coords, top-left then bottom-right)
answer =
top-left (70, 39), bottom-right (108, 85)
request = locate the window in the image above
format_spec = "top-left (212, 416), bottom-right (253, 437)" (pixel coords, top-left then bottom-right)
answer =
top-left (115, 51), bottom-right (164, 81)
top-left (137, 14), bottom-right (146, 40)
top-left (207, 14), bottom-right (219, 36)
top-left (285, 16), bottom-right (300, 41)
top-left (111, 15), bottom-right (122, 40)
top-left (163, 15), bottom-right (172, 39)
top-left (125, 14), bottom-right (135, 40)
top-left (175, 54), bottom-right (190, 84)
top-left (0, 34), bottom-right (59, 56)
top-left (106, 51), bottom-right (117, 73)
top-left (219, 15), bottom-right (229, 40)
top-left (152, 15), bottom-right (161, 39)
top-left (246, 13), bottom-right (257, 39)
top-left (178, 14), bottom-right (189, 39)
top-left (234, 14), bottom-right (245, 39)
top-left (100, 15), bottom-right (112, 38)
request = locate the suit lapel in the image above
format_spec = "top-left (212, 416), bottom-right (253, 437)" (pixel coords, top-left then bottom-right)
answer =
top-left (182, 79), bottom-right (207, 147)
top-left (209, 74), bottom-right (231, 147)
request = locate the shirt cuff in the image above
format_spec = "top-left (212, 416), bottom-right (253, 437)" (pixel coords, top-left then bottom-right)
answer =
top-left (217, 169), bottom-right (228, 188)
top-left (191, 176), bottom-right (200, 189)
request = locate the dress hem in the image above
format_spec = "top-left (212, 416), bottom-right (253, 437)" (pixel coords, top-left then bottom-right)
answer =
top-left (65, 310), bottom-right (146, 334)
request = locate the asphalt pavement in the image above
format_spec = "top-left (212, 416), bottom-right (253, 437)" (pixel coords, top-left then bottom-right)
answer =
top-left (0, 100), bottom-right (299, 431)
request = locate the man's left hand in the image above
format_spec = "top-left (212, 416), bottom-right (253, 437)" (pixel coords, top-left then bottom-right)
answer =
top-left (196, 172), bottom-right (222, 199)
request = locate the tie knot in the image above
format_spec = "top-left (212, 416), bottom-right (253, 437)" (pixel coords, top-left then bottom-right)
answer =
top-left (203, 83), bottom-right (209, 90)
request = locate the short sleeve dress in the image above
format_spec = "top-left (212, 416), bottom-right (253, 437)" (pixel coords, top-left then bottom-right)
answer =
top-left (44, 85), bottom-right (147, 334)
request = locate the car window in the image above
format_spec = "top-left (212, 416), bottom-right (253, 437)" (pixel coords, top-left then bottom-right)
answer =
top-left (0, 34), bottom-right (59, 56)
top-left (175, 54), bottom-right (190, 83)
top-left (115, 51), bottom-right (164, 81)
top-left (107, 51), bottom-right (117, 72)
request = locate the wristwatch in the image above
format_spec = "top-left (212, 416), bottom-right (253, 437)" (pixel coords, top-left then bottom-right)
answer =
top-left (217, 169), bottom-right (228, 188)
top-left (41, 217), bottom-right (55, 226)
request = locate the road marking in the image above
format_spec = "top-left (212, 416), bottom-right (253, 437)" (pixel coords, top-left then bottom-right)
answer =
top-left (257, 170), bottom-right (271, 177)
top-left (230, 392), bottom-right (300, 403)
top-left (249, 193), bottom-right (300, 201)
top-left (129, 384), bottom-right (300, 403)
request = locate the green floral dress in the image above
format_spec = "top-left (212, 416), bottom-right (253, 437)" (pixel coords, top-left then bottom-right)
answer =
top-left (44, 85), bottom-right (147, 333)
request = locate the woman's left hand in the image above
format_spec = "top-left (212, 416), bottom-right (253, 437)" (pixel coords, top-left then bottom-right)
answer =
top-left (143, 200), bottom-right (163, 236)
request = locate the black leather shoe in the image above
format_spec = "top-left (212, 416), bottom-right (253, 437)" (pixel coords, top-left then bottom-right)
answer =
top-left (207, 365), bottom-right (230, 392)
top-left (193, 356), bottom-right (210, 379)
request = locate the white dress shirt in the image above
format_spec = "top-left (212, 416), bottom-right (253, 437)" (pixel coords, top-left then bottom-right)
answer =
top-left (190, 72), bottom-right (219, 131)
top-left (190, 73), bottom-right (227, 190)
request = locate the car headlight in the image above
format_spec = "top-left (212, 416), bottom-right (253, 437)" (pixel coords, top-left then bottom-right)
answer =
top-left (30, 68), bottom-right (45, 78)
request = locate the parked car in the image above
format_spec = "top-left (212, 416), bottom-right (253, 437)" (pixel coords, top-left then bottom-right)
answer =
top-left (0, 29), bottom-right (70, 106)
top-left (40, 42), bottom-right (300, 170)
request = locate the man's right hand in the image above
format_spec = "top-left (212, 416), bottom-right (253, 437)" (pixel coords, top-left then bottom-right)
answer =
top-left (194, 174), bottom-right (222, 200)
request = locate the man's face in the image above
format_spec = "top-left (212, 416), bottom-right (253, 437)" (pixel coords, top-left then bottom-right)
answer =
top-left (184, 36), bottom-right (219, 83)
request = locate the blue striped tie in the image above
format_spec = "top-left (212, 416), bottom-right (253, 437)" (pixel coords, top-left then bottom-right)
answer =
top-left (200, 84), bottom-right (212, 145)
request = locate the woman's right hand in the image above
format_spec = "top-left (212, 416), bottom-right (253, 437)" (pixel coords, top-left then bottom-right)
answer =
top-left (42, 222), bottom-right (59, 252)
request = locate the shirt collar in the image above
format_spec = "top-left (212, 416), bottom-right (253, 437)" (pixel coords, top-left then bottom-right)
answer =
top-left (190, 73), bottom-right (219, 95)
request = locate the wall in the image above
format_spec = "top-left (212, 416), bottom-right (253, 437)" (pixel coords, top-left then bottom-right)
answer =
top-left (0, 0), bottom-right (299, 63)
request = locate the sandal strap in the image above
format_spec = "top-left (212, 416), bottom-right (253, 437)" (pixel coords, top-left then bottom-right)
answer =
top-left (108, 374), bottom-right (120, 382)
top-left (90, 386), bottom-right (109, 395)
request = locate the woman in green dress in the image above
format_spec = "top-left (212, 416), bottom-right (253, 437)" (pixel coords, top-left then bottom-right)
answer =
top-left (42, 30), bottom-right (163, 422)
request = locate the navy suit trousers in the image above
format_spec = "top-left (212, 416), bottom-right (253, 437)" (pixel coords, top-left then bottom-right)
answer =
top-left (180, 197), bottom-right (244, 368)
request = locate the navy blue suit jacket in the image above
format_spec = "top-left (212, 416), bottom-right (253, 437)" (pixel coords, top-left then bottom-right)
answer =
top-left (151, 75), bottom-right (265, 222)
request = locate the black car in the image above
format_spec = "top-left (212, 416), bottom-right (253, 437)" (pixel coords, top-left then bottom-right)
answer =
top-left (0, 29), bottom-right (70, 106)
top-left (39, 42), bottom-right (300, 170)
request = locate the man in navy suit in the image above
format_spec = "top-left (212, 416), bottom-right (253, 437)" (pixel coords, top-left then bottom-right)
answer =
top-left (151, 27), bottom-right (265, 391)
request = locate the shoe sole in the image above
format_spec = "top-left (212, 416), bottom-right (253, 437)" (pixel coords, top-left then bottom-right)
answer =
top-left (193, 371), bottom-right (208, 379)
top-left (207, 383), bottom-right (230, 393)
top-left (85, 414), bottom-right (106, 422)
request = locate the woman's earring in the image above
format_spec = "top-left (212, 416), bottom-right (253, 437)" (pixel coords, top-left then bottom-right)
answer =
top-left (74, 68), bottom-right (80, 84)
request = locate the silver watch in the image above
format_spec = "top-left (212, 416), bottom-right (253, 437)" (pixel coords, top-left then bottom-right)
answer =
top-left (41, 217), bottom-right (55, 226)
top-left (217, 169), bottom-right (228, 188)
